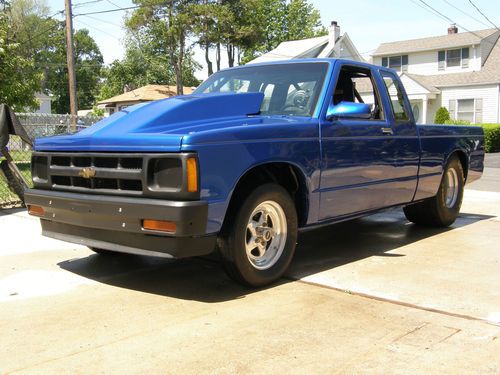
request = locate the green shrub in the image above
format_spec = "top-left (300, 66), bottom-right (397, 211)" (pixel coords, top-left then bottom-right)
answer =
top-left (444, 119), bottom-right (471, 125)
top-left (482, 124), bottom-right (500, 153)
top-left (434, 107), bottom-right (451, 124)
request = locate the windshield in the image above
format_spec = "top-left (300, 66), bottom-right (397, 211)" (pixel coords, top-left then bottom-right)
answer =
top-left (193, 63), bottom-right (328, 117)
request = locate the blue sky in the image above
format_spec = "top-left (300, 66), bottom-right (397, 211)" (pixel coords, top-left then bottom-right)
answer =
top-left (46, 0), bottom-right (500, 79)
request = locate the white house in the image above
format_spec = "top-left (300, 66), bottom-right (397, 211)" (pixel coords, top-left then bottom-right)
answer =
top-left (34, 92), bottom-right (52, 114)
top-left (372, 25), bottom-right (500, 124)
top-left (249, 21), bottom-right (364, 64)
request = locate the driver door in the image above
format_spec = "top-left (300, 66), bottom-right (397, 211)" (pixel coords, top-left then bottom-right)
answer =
top-left (319, 63), bottom-right (408, 220)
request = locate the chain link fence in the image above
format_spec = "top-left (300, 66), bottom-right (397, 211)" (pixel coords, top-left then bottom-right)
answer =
top-left (0, 113), bottom-right (103, 207)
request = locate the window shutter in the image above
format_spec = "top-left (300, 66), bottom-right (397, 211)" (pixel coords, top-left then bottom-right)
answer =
top-left (462, 48), bottom-right (469, 68)
top-left (449, 99), bottom-right (456, 118)
top-left (402, 55), bottom-right (409, 72)
top-left (438, 51), bottom-right (445, 70)
top-left (382, 57), bottom-right (388, 67)
top-left (475, 98), bottom-right (482, 123)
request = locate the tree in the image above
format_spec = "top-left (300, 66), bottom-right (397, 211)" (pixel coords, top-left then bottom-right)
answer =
top-left (435, 107), bottom-right (451, 124)
top-left (127, 0), bottom-right (197, 95)
top-left (98, 41), bottom-right (200, 100)
top-left (6, 0), bottom-right (104, 113)
top-left (240, 0), bottom-right (326, 63)
top-left (0, 5), bottom-right (41, 110)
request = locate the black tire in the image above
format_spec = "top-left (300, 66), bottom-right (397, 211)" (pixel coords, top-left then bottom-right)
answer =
top-left (218, 183), bottom-right (298, 287)
top-left (0, 160), bottom-right (25, 204)
top-left (404, 156), bottom-right (464, 227)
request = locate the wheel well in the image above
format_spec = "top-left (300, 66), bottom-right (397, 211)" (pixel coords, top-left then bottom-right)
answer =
top-left (449, 151), bottom-right (468, 180)
top-left (223, 163), bottom-right (309, 229)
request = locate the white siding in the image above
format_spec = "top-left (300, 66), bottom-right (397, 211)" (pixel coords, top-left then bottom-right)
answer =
top-left (35, 98), bottom-right (51, 114)
top-left (426, 96), bottom-right (442, 124)
top-left (373, 46), bottom-right (481, 75)
top-left (441, 84), bottom-right (499, 123)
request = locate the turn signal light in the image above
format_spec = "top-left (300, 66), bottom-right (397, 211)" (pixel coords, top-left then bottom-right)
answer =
top-left (186, 157), bottom-right (198, 193)
top-left (142, 219), bottom-right (176, 233)
top-left (28, 205), bottom-right (45, 217)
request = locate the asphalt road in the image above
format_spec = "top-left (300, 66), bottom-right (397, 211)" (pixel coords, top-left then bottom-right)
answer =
top-left (1, 155), bottom-right (499, 374)
top-left (468, 153), bottom-right (500, 192)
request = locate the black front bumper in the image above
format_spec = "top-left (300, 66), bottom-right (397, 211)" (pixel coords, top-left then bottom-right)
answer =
top-left (24, 189), bottom-right (216, 258)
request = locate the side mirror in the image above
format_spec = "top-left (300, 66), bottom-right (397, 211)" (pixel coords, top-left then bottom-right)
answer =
top-left (326, 102), bottom-right (372, 121)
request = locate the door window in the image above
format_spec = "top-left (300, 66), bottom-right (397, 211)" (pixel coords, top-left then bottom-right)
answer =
top-left (333, 66), bottom-right (384, 120)
top-left (380, 71), bottom-right (410, 122)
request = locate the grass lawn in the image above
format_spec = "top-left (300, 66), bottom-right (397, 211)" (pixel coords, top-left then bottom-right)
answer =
top-left (0, 162), bottom-right (32, 204)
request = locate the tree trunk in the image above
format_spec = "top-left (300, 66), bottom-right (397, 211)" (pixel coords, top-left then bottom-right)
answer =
top-left (237, 47), bottom-right (241, 65)
top-left (216, 42), bottom-right (221, 71)
top-left (205, 43), bottom-right (213, 76)
top-left (226, 44), bottom-right (234, 67)
top-left (177, 29), bottom-right (185, 95)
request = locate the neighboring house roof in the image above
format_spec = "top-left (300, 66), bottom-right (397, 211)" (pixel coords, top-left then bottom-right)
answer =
top-left (408, 36), bottom-right (500, 88)
top-left (404, 74), bottom-right (440, 93)
top-left (98, 85), bottom-right (195, 105)
top-left (249, 22), bottom-right (364, 64)
top-left (250, 35), bottom-right (330, 64)
top-left (373, 28), bottom-right (499, 56)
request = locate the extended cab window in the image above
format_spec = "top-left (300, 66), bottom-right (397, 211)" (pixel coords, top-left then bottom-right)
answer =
top-left (194, 63), bottom-right (328, 117)
top-left (333, 66), bottom-right (384, 120)
top-left (381, 71), bottom-right (410, 122)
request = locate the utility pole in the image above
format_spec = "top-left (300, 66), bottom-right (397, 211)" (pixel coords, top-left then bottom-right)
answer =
top-left (64, 0), bottom-right (78, 131)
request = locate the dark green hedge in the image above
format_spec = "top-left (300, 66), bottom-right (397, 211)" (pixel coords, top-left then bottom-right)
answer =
top-left (482, 124), bottom-right (500, 153)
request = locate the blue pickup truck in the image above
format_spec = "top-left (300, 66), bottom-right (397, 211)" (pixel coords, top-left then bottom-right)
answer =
top-left (25, 59), bottom-right (484, 286)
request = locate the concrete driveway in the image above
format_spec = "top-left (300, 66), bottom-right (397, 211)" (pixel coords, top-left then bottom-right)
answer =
top-left (1, 155), bottom-right (499, 374)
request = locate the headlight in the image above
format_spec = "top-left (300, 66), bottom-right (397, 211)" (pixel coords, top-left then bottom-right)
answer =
top-left (146, 154), bottom-right (199, 198)
top-left (147, 157), bottom-right (183, 191)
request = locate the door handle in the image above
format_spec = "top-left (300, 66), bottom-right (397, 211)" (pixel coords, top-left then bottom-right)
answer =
top-left (381, 127), bottom-right (394, 135)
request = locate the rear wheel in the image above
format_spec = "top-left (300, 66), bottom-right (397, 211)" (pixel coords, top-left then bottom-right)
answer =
top-left (404, 156), bottom-right (464, 227)
top-left (218, 183), bottom-right (298, 287)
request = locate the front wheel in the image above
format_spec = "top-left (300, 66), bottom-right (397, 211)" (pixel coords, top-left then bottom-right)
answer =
top-left (404, 156), bottom-right (464, 227)
top-left (218, 183), bottom-right (298, 287)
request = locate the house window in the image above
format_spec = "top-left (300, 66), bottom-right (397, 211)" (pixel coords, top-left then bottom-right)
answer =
top-left (381, 55), bottom-right (408, 72)
top-left (439, 48), bottom-right (469, 70)
top-left (449, 98), bottom-right (482, 123)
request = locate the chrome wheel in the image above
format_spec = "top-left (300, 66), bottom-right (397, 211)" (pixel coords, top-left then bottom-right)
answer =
top-left (245, 200), bottom-right (287, 270)
top-left (444, 168), bottom-right (459, 208)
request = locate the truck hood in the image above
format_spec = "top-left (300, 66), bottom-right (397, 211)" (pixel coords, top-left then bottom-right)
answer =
top-left (34, 92), bottom-right (265, 152)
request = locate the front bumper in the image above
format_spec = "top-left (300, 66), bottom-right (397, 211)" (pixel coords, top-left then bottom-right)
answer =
top-left (24, 189), bottom-right (216, 258)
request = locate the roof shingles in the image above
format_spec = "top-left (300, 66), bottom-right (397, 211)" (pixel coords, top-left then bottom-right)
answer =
top-left (373, 28), bottom-right (498, 56)
top-left (98, 85), bottom-right (195, 105)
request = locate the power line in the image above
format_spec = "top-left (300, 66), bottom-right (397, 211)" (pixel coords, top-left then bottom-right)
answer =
top-left (440, 0), bottom-right (490, 28)
top-left (74, 17), bottom-right (122, 41)
top-left (408, 0), bottom-right (499, 47)
top-left (105, 0), bottom-right (122, 9)
top-left (73, 0), bottom-right (104, 8)
top-left (467, 0), bottom-right (499, 30)
top-left (16, 17), bottom-right (62, 49)
top-left (73, 5), bottom-right (142, 17)
top-left (415, 0), bottom-right (455, 24)
top-left (81, 14), bottom-right (123, 28)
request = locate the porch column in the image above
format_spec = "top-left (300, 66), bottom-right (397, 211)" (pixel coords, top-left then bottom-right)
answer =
top-left (422, 98), bottom-right (428, 124)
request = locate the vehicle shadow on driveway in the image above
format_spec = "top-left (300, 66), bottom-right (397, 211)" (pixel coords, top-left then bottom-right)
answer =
top-left (57, 210), bottom-right (493, 303)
